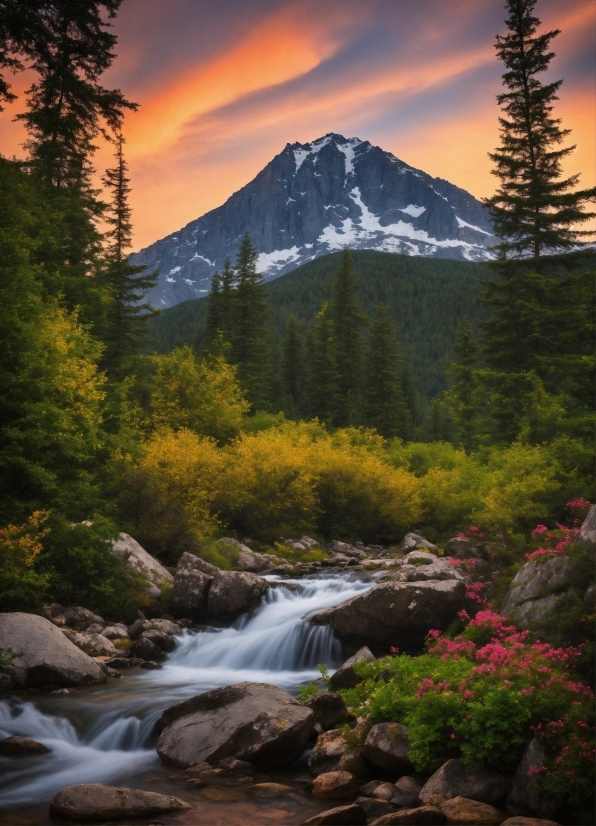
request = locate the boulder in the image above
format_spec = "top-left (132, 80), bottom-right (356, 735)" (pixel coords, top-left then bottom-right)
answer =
top-left (501, 819), bottom-right (560, 826)
top-left (329, 647), bottom-right (375, 690)
top-left (0, 672), bottom-right (16, 691)
top-left (579, 504), bottom-right (596, 544)
top-left (246, 782), bottom-right (294, 797)
top-left (0, 736), bottom-right (51, 756)
top-left (312, 581), bottom-right (466, 648)
top-left (369, 806), bottom-right (445, 825)
top-left (337, 750), bottom-right (371, 778)
top-left (156, 682), bottom-right (313, 768)
top-left (207, 571), bottom-right (269, 621)
top-left (439, 796), bottom-right (507, 825)
top-left (500, 557), bottom-right (573, 629)
top-left (306, 771), bottom-right (360, 799)
top-left (61, 606), bottom-right (104, 631)
top-left (130, 636), bottom-right (166, 662)
top-left (419, 759), bottom-right (507, 805)
top-left (363, 723), bottom-right (411, 773)
top-left (390, 776), bottom-right (422, 808)
top-left (326, 541), bottom-right (366, 559)
top-left (231, 541), bottom-right (284, 573)
top-left (356, 797), bottom-right (396, 820)
top-left (127, 618), bottom-right (181, 639)
top-left (399, 533), bottom-right (438, 554)
top-left (303, 692), bottom-right (347, 729)
top-left (506, 739), bottom-right (556, 819)
top-left (171, 552), bottom-right (215, 620)
top-left (134, 629), bottom-right (176, 654)
top-left (388, 559), bottom-right (467, 584)
top-left (363, 781), bottom-right (397, 801)
top-left (101, 624), bottom-right (128, 640)
top-left (70, 633), bottom-right (118, 658)
top-left (304, 803), bottom-right (367, 825)
top-left (308, 730), bottom-right (348, 776)
top-left (0, 613), bottom-right (106, 687)
top-left (49, 784), bottom-right (191, 821)
top-left (444, 537), bottom-right (485, 559)
top-left (85, 623), bottom-right (105, 635)
top-left (109, 533), bottom-right (174, 594)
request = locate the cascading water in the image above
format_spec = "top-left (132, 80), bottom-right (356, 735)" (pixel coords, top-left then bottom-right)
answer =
top-left (0, 573), bottom-right (373, 811)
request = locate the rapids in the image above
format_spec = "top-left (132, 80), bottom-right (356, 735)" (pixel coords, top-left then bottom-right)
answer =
top-left (0, 573), bottom-right (373, 814)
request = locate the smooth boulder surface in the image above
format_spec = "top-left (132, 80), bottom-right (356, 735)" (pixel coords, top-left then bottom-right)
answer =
top-left (171, 552), bottom-right (215, 621)
top-left (110, 533), bottom-right (173, 593)
top-left (69, 633), bottom-right (118, 658)
top-left (303, 692), bottom-right (347, 729)
top-left (307, 771), bottom-right (360, 799)
top-left (500, 557), bottom-right (573, 629)
top-left (304, 804), bottom-right (367, 825)
top-left (390, 776), bottom-right (422, 808)
top-left (399, 533), bottom-right (438, 553)
top-left (329, 647), bottom-right (375, 690)
top-left (127, 618), bottom-right (180, 640)
top-left (156, 681), bottom-right (313, 768)
top-left (501, 819), bottom-right (560, 826)
top-left (578, 504), bottom-right (596, 544)
top-left (370, 806), bottom-right (445, 824)
top-left (312, 580), bottom-right (466, 647)
top-left (363, 723), bottom-right (411, 772)
top-left (61, 606), bottom-right (104, 631)
top-left (0, 736), bottom-right (50, 756)
top-left (419, 759), bottom-right (507, 805)
top-left (49, 784), bottom-right (191, 821)
top-left (207, 571), bottom-right (269, 621)
top-left (0, 613), bottom-right (105, 687)
top-left (219, 538), bottom-right (284, 573)
top-left (444, 537), bottom-right (486, 559)
top-left (506, 739), bottom-right (556, 819)
top-left (356, 797), bottom-right (396, 820)
top-left (388, 558), bottom-right (467, 583)
top-left (439, 796), bottom-right (507, 825)
top-left (308, 730), bottom-right (348, 776)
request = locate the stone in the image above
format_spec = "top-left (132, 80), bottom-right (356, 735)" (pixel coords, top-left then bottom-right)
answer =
top-left (326, 541), bottom-right (366, 559)
top-left (101, 624), bottom-right (128, 640)
top-left (363, 723), bottom-right (411, 773)
top-left (171, 553), bottom-right (214, 621)
top-left (37, 603), bottom-right (65, 621)
top-left (369, 782), bottom-right (398, 801)
top-left (49, 783), bottom-right (191, 821)
top-left (61, 606), bottom-right (104, 631)
top-left (109, 533), bottom-right (174, 594)
top-left (127, 618), bottom-right (181, 640)
top-left (85, 623), bottom-right (105, 635)
top-left (312, 580), bottom-right (466, 648)
top-left (139, 660), bottom-right (162, 669)
top-left (419, 759), bottom-right (507, 805)
top-left (584, 583), bottom-right (595, 606)
top-left (246, 782), bottom-right (294, 797)
top-left (0, 613), bottom-right (106, 687)
top-left (501, 819), bottom-right (560, 826)
top-left (356, 797), bottom-right (396, 820)
top-left (308, 730), bottom-right (348, 776)
top-left (329, 647), bottom-right (375, 690)
top-left (369, 806), bottom-right (445, 825)
top-left (439, 796), bottom-right (507, 825)
top-left (399, 533), bottom-right (438, 553)
top-left (131, 636), bottom-right (166, 662)
top-left (337, 750), bottom-right (371, 778)
top-left (0, 736), bottom-right (51, 756)
top-left (71, 633), bottom-right (118, 658)
top-left (579, 504), bottom-right (596, 544)
top-left (105, 658), bottom-right (129, 669)
top-left (444, 537), bottom-right (485, 559)
top-left (303, 692), bottom-right (347, 729)
top-left (390, 776), bottom-right (422, 808)
top-left (156, 681), bottom-right (313, 768)
top-left (306, 771), bottom-right (360, 799)
top-left (0, 672), bottom-right (16, 691)
top-left (500, 557), bottom-right (573, 627)
top-left (388, 557), bottom-right (467, 584)
top-left (506, 739), bottom-right (556, 819)
top-left (136, 629), bottom-right (176, 652)
top-left (207, 571), bottom-right (269, 621)
top-left (228, 539), bottom-right (284, 573)
top-left (304, 803), bottom-right (367, 825)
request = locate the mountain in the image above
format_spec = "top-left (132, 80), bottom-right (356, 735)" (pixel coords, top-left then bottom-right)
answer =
top-left (151, 250), bottom-right (491, 401)
top-left (132, 133), bottom-right (496, 309)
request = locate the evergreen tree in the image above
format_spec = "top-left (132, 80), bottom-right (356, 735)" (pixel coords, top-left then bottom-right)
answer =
top-left (219, 258), bottom-right (236, 343)
top-left (445, 317), bottom-right (480, 449)
top-left (204, 270), bottom-right (222, 349)
top-left (329, 248), bottom-right (364, 425)
top-left (230, 233), bottom-right (271, 410)
top-left (485, 0), bottom-right (595, 264)
top-left (282, 314), bottom-right (303, 416)
top-left (100, 135), bottom-right (158, 375)
top-left (308, 304), bottom-right (337, 425)
top-left (363, 305), bottom-right (404, 438)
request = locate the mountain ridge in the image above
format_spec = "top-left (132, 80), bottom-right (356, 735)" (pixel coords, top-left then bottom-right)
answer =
top-left (132, 133), bottom-right (496, 308)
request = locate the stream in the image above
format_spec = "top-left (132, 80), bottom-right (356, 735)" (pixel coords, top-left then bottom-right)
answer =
top-left (0, 573), bottom-right (374, 825)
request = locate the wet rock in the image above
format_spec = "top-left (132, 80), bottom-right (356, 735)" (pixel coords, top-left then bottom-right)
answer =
top-left (0, 736), bottom-right (51, 756)
top-left (326, 541), bottom-right (366, 559)
top-left (579, 504), bottom-right (596, 544)
top-left (49, 783), bottom-right (191, 821)
top-left (308, 730), bottom-right (348, 776)
top-left (506, 739), bottom-right (556, 819)
top-left (137, 629), bottom-right (176, 652)
top-left (0, 672), bottom-right (16, 691)
top-left (105, 666), bottom-right (121, 679)
top-left (390, 776), bottom-right (422, 808)
top-left (61, 606), bottom-right (104, 631)
top-left (221, 538), bottom-right (284, 573)
top-left (109, 533), bottom-right (174, 596)
top-left (215, 757), bottom-right (255, 773)
top-left (105, 657), bottom-right (129, 669)
top-left (156, 681), bottom-right (313, 768)
top-left (388, 558), bottom-right (467, 584)
top-left (500, 557), bottom-right (573, 629)
top-left (304, 803), bottom-right (367, 825)
top-left (171, 553), bottom-right (215, 621)
top-left (71, 633), bottom-right (118, 658)
top-left (306, 770), bottom-right (360, 799)
top-left (419, 759), bottom-right (507, 805)
top-left (303, 692), bottom-right (347, 728)
top-left (131, 636), bottom-right (166, 661)
top-left (139, 660), bottom-right (162, 669)
top-left (246, 782), bottom-right (294, 797)
top-left (365, 782), bottom-right (397, 801)
top-left (501, 819), bottom-right (560, 826)
top-left (439, 796), bottom-right (507, 825)
top-left (356, 797), bottom-right (396, 820)
top-left (207, 571), bottom-right (269, 621)
top-left (399, 533), bottom-right (438, 554)
top-left (312, 580), bottom-right (466, 648)
top-left (0, 613), bottom-right (106, 687)
top-left (369, 806), bottom-right (445, 824)
top-left (101, 624), bottom-right (129, 640)
top-left (329, 647), bottom-right (375, 690)
top-left (127, 618), bottom-right (181, 640)
top-left (363, 723), bottom-right (412, 773)
top-left (338, 749), bottom-right (371, 778)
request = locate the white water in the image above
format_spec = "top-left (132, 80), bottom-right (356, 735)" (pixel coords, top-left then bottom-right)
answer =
top-left (0, 574), bottom-right (372, 807)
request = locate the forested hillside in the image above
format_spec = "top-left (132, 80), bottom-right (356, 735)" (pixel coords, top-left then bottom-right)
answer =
top-left (151, 250), bottom-right (490, 401)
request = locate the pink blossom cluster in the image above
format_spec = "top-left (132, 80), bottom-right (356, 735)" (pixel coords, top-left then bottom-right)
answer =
top-left (466, 581), bottom-right (487, 604)
top-left (525, 520), bottom-right (580, 560)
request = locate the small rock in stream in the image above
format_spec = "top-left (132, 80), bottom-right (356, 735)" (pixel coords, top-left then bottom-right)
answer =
top-left (0, 736), bottom-right (51, 756)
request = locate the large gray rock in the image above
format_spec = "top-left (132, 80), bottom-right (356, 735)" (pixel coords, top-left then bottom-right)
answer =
top-left (0, 613), bottom-right (106, 687)
top-left (69, 633), bottom-right (118, 658)
top-left (500, 556), bottom-right (574, 628)
top-left (419, 758), bottom-right (507, 805)
top-left (329, 648), bottom-right (375, 690)
top-left (579, 504), bottom-right (596, 544)
top-left (363, 723), bottom-right (411, 772)
top-left (304, 803), bottom-right (367, 825)
top-left (207, 571), bottom-right (269, 621)
top-left (312, 580), bottom-right (466, 648)
top-left (156, 682), bottom-right (313, 768)
top-left (388, 558), bottom-right (467, 584)
top-left (127, 618), bottom-right (180, 640)
top-left (171, 552), bottom-right (214, 620)
top-left (49, 784), bottom-right (191, 821)
top-left (218, 538), bottom-right (284, 573)
top-left (326, 541), bottom-right (366, 559)
top-left (303, 692), bottom-right (347, 729)
top-left (506, 739), bottom-right (557, 819)
top-left (444, 537), bottom-right (488, 560)
top-left (110, 533), bottom-right (173, 588)
top-left (399, 533), bottom-right (438, 553)
top-left (61, 606), bottom-right (104, 631)
top-left (308, 730), bottom-right (349, 776)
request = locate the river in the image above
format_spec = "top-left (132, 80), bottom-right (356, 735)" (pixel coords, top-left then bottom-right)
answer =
top-left (0, 572), bottom-right (375, 825)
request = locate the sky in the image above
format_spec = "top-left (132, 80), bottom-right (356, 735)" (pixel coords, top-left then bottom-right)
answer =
top-left (0, 0), bottom-right (594, 250)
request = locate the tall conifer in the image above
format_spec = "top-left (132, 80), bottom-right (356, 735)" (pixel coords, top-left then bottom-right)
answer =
top-left (330, 248), bottom-right (364, 426)
top-left (364, 305), bottom-right (404, 438)
top-left (446, 317), bottom-right (479, 449)
top-left (282, 314), bottom-right (303, 415)
top-left (309, 304), bottom-right (337, 426)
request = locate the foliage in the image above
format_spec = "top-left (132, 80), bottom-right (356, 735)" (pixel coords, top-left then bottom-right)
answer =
top-left (0, 511), bottom-right (50, 611)
top-left (364, 304), bottom-right (406, 439)
top-left (272, 542), bottom-right (328, 565)
top-left (198, 537), bottom-right (240, 571)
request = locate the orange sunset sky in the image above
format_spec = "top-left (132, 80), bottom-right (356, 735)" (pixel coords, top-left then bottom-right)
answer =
top-left (0, 0), bottom-right (594, 250)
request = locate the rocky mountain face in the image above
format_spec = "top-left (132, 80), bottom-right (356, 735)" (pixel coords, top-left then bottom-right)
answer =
top-left (132, 133), bottom-right (496, 308)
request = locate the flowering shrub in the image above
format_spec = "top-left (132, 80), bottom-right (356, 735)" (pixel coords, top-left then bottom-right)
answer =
top-left (525, 500), bottom-right (592, 560)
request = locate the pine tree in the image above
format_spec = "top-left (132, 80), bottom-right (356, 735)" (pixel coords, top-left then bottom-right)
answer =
top-left (230, 233), bottom-right (271, 410)
top-left (329, 248), bottom-right (364, 425)
top-left (445, 317), bottom-right (480, 449)
top-left (363, 305), bottom-right (404, 438)
top-left (282, 314), bottom-right (303, 415)
top-left (485, 0), bottom-right (595, 265)
top-left (204, 271), bottom-right (222, 349)
top-left (219, 258), bottom-right (236, 343)
top-left (101, 135), bottom-right (158, 374)
top-left (308, 304), bottom-right (337, 426)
